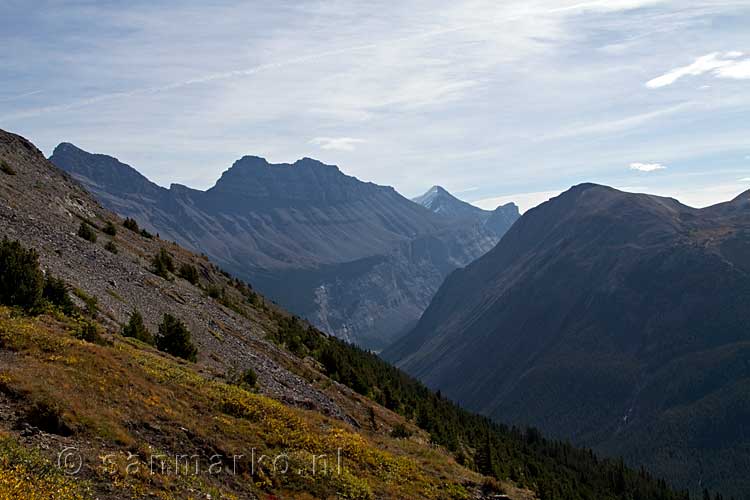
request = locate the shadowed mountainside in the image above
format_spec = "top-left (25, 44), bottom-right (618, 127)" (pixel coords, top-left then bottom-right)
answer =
top-left (385, 183), bottom-right (750, 497)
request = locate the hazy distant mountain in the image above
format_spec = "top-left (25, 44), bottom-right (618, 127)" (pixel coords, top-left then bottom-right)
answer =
top-left (413, 185), bottom-right (519, 237)
top-left (51, 144), bottom-right (508, 349)
top-left (413, 185), bottom-right (486, 219)
top-left (385, 183), bottom-right (750, 496)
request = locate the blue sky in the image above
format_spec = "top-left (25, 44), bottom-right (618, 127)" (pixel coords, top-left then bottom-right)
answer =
top-left (2, 0), bottom-right (749, 211)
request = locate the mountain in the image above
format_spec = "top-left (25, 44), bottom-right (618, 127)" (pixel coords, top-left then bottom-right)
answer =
top-left (413, 185), bottom-right (519, 236)
top-left (0, 129), bottom-right (693, 499)
top-left (385, 183), bottom-right (750, 497)
top-left (50, 144), bottom-right (507, 350)
top-left (413, 185), bottom-right (487, 219)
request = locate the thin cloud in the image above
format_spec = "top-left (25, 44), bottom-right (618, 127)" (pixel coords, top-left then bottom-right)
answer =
top-left (309, 137), bottom-right (366, 152)
top-left (541, 102), bottom-right (694, 140)
top-left (0, 90), bottom-right (42, 102)
top-left (646, 51), bottom-right (750, 88)
top-left (630, 162), bottom-right (666, 172)
top-left (1, 0), bottom-right (663, 122)
top-left (741, 177), bottom-right (750, 182)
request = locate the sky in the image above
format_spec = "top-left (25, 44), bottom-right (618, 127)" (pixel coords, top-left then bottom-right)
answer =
top-left (1, 0), bottom-right (749, 212)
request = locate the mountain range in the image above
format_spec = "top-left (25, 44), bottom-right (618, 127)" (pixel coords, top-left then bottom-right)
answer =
top-left (50, 144), bottom-right (518, 350)
top-left (0, 128), bottom-right (695, 499)
top-left (385, 183), bottom-right (750, 497)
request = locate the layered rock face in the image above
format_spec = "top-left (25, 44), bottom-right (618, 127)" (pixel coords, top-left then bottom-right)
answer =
top-left (51, 144), bottom-right (513, 349)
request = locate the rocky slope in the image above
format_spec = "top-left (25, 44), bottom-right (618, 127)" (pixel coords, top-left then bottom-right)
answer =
top-left (385, 183), bottom-right (750, 497)
top-left (50, 144), bottom-right (505, 350)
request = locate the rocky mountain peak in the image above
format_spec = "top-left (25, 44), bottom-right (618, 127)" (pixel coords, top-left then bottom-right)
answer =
top-left (52, 142), bottom-right (81, 155)
top-left (427, 185), bottom-right (450, 196)
top-left (209, 155), bottom-right (378, 206)
top-left (413, 185), bottom-right (483, 218)
top-left (413, 185), bottom-right (454, 206)
top-left (49, 142), bottom-right (160, 197)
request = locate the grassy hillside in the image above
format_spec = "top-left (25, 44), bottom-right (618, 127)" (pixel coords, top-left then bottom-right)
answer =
top-left (0, 305), bottom-right (501, 499)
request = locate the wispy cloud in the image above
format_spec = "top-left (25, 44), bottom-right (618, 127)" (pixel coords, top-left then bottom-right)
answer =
top-left (2, 0), bottom-right (749, 210)
top-left (646, 51), bottom-right (750, 88)
top-left (541, 102), bottom-right (694, 141)
top-left (0, 90), bottom-right (42, 102)
top-left (741, 177), bottom-right (750, 182)
top-left (0, 0), bottom-right (671, 123)
top-left (0, 44), bottom-right (385, 121)
top-left (309, 137), bottom-right (366, 152)
top-left (630, 162), bottom-right (666, 172)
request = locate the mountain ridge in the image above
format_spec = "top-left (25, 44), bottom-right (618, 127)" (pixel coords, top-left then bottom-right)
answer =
top-left (385, 182), bottom-right (750, 497)
top-left (50, 143), bottom-right (508, 349)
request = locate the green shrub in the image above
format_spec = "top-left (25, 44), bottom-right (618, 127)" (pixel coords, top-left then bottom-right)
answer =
top-left (207, 285), bottom-right (222, 299)
top-left (151, 248), bottom-right (174, 279)
top-left (390, 423), bottom-right (413, 439)
top-left (0, 238), bottom-right (43, 311)
top-left (102, 221), bottom-right (117, 236)
top-left (42, 275), bottom-right (75, 314)
top-left (246, 290), bottom-right (261, 306)
top-left (156, 314), bottom-right (197, 362)
top-left (140, 228), bottom-right (153, 239)
top-left (77, 222), bottom-right (97, 243)
top-left (104, 240), bottom-right (118, 254)
top-left (122, 310), bottom-right (154, 345)
top-left (123, 218), bottom-right (139, 232)
top-left (72, 288), bottom-right (98, 317)
top-left (178, 263), bottom-right (199, 285)
top-left (240, 368), bottom-right (257, 388)
top-left (75, 318), bottom-right (105, 345)
top-left (0, 160), bottom-right (16, 176)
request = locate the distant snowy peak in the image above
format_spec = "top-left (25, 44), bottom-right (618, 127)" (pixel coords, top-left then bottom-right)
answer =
top-left (413, 185), bottom-right (520, 236)
top-left (413, 185), bottom-right (485, 219)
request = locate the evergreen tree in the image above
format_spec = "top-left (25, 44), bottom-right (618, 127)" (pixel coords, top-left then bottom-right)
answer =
top-left (156, 314), bottom-right (197, 362)
top-left (240, 368), bottom-right (257, 388)
top-left (476, 429), bottom-right (495, 476)
top-left (122, 310), bottom-right (154, 345)
top-left (42, 275), bottom-right (75, 314)
top-left (0, 238), bottom-right (43, 311)
top-left (102, 221), bottom-right (117, 236)
top-left (178, 263), bottom-right (199, 285)
top-left (151, 248), bottom-right (175, 279)
top-left (77, 221), bottom-right (97, 242)
top-left (123, 217), bottom-right (139, 232)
